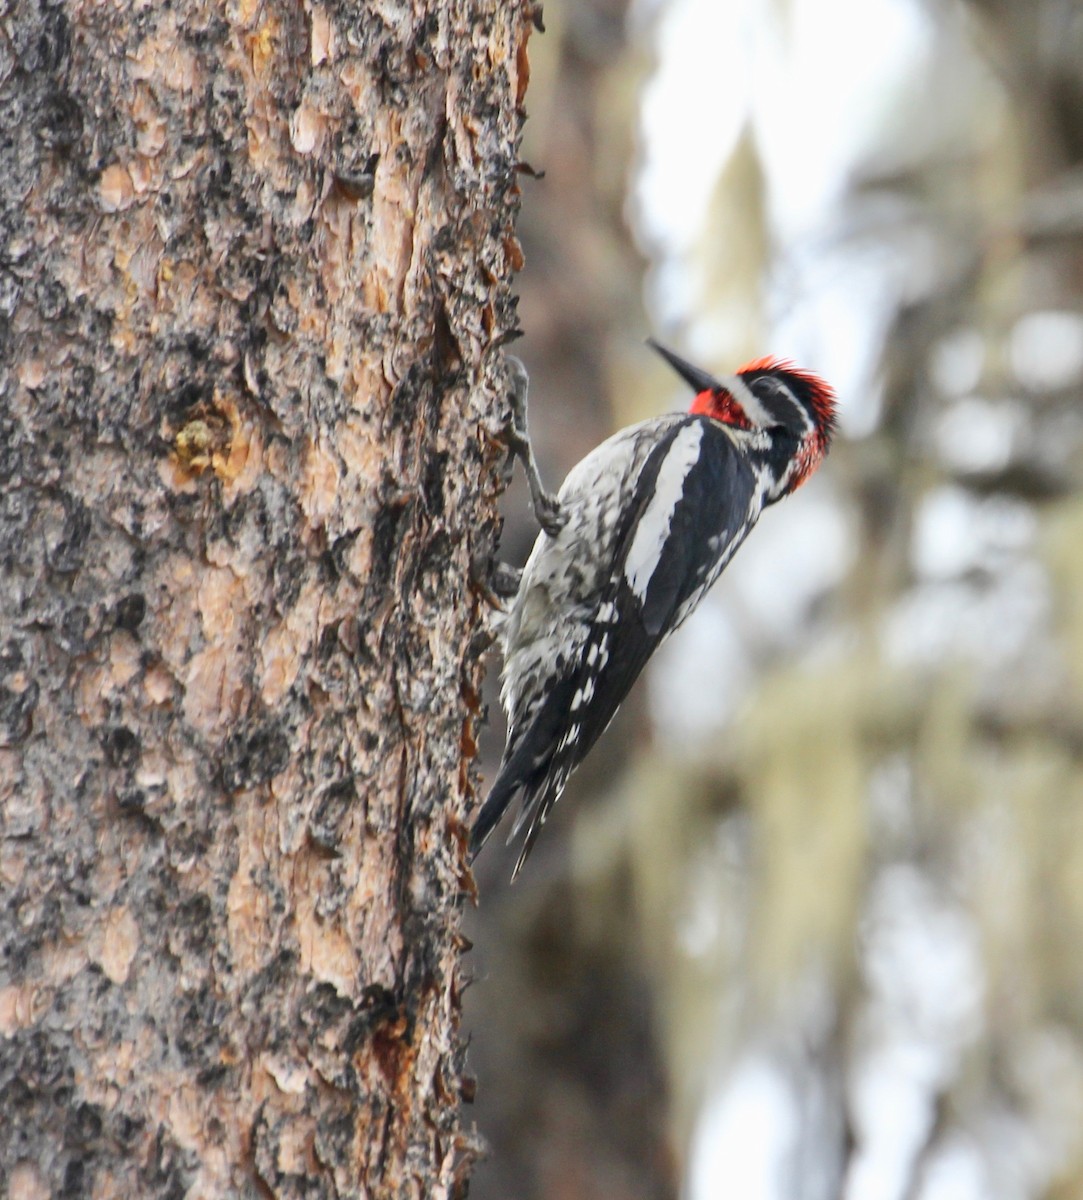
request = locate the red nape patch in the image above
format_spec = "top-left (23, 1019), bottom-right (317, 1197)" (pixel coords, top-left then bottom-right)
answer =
top-left (786, 440), bottom-right (820, 493)
top-left (689, 388), bottom-right (753, 430)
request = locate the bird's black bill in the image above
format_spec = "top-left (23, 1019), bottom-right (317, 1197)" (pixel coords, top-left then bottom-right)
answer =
top-left (647, 338), bottom-right (722, 395)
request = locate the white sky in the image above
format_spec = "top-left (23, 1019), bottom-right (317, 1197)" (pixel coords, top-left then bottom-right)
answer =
top-left (635, 0), bottom-right (933, 246)
top-left (633, 0), bottom-right (938, 431)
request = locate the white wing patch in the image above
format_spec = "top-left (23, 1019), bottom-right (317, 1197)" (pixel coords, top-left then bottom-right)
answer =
top-left (623, 422), bottom-right (704, 602)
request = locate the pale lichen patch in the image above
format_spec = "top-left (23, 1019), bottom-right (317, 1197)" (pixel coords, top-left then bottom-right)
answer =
top-left (198, 567), bottom-right (244, 641)
top-left (309, 6), bottom-right (334, 65)
top-left (290, 102), bottom-right (324, 155)
top-left (296, 901), bottom-right (358, 996)
top-left (227, 857), bottom-right (274, 978)
top-left (143, 664), bottom-right (175, 706)
top-left (185, 643), bottom-right (247, 732)
top-left (0, 984), bottom-right (44, 1035)
top-left (100, 164), bottom-right (135, 213)
top-left (261, 584), bottom-right (321, 706)
top-left (8, 1162), bottom-right (49, 1200)
top-left (18, 359), bottom-right (46, 390)
top-left (264, 1053), bottom-right (310, 1095)
top-left (300, 437), bottom-right (340, 527)
top-left (274, 1116), bottom-right (316, 1175)
top-left (109, 633), bottom-right (142, 689)
top-left (90, 907), bottom-right (140, 986)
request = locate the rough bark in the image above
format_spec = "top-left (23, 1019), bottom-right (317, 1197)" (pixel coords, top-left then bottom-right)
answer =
top-left (0, 0), bottom-right (531, 1196)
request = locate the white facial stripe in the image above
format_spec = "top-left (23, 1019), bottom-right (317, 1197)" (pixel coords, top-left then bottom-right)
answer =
top-left (723, 374), bottom-right (772, 427)
top-left (624, 422), bottom-right (704, 602)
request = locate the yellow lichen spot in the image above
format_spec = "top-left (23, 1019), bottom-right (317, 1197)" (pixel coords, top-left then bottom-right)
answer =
top-left (174, 418), bottom-right (216, 473)
top-left (171, 393), bottom-right (246, 482)
top-left (100, 163), bottom-right (135, 212)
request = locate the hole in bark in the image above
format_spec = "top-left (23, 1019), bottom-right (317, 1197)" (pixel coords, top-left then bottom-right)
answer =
top-left (102, 726), bottom-right (140, 769)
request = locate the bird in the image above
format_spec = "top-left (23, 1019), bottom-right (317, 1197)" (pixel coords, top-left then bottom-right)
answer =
top-left (471, 340), bottom-right (837, 878)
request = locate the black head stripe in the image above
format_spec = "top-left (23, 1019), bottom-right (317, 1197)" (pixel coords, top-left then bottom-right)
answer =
top-left (746, 373), bottom-right (816, 435)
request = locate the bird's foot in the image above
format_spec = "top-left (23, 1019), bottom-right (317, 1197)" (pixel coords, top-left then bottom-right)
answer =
top-left (505, 357), bottom-right (566, 538)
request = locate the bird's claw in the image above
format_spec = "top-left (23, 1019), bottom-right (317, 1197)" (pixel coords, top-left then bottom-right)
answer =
top-left (535, 492), bottom-right (566, 538)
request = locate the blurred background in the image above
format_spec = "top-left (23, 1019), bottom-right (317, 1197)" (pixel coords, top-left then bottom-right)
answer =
top-left (464, 1), bottom-right (1083, 1197)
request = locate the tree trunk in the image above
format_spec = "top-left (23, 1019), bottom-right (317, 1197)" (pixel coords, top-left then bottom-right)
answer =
top-left (0, 1), bottom-right (531, 1195)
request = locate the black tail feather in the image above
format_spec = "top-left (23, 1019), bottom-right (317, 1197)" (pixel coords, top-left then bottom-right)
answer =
top-left (510, 784), bottom-right (556, 880)
top-left (469, 731), bottom-right (567, 877)
top-left (468, 771), bottom-right (519, 861)
top-left (471, 678), bottom-right (581, 875)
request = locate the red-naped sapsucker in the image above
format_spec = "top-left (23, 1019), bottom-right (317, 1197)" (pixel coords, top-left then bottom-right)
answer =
top-left (473, 341), bottom-right (837, 878)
